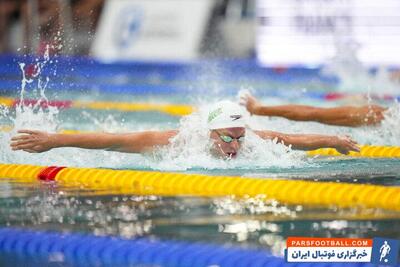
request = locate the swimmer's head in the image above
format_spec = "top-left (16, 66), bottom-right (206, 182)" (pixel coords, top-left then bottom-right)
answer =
top-left (207, 101), bottom-right (247, 159)
top-left (207, 100), bottom-right (247, 130)
top-left (209, 127), bottom-right (246, 159)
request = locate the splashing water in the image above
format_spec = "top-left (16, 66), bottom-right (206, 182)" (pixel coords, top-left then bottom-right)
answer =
top-left (0, 105), bottom-right (10, 123)
top-left (80, 111), bottom-right (127, 133)
top-left (1, 48), bottom-right (131, 168)
top-left (1, 55), bottom-right (309, 172)
top-left (149, 103), bottom-right (306, 171)
top-left (3, 58), bottom-right (399, 171)
top-left (355, 103), bottom-right (400, 146)
top-left (12, 46), bottom-right (59, 132)
top-left (322, 40), bottom-right (399, 94)
top-left (1, 49), bottom-right (312, 171)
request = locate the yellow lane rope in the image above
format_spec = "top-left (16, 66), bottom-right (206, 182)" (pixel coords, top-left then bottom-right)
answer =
top-left (0, 126), bottom-right (13, 132)
top-left (307, 145), bottom-right (400, 158)
top-left (0, 97), bottom-right (193, 116)
top-left (0, 163), bottom-right (399, 211)
top-left (0, 97), bottom-right (14, 107)
top-left (71, 100), bottom-right (193, 116)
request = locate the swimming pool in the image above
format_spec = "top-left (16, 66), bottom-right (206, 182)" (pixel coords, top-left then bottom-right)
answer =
top-left (0, 54), bottom-right (400, 266)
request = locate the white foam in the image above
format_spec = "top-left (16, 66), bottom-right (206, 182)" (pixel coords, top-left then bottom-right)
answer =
top-left (147, 105), bottom-right (306, 171)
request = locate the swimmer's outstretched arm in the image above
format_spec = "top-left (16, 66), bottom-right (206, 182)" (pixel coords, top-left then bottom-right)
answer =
top-left (255, 130), bottom-right (360, 155)
top-left (241, 93), bottom-right (386, 127)
top-left (10, 130), bottom-right (178, 153)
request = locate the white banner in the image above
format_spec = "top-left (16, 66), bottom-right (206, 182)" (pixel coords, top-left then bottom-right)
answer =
top-left (256, 0), bottom-right (400, 66)
top-left (91, 0), bottom-right (214, 62)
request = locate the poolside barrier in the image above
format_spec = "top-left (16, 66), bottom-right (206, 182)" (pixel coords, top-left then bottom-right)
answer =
top-left (1, 163), bottom-right (400, 211)
top-left (1, 227), bottom-right (382, 267)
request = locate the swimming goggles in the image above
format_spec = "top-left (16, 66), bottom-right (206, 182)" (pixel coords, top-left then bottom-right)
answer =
top-left (219, 134), bottom-right (245, 143)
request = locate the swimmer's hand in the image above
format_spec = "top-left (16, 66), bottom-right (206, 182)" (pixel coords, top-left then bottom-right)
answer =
top-left (331, 135), bottom-right (360, 155)
top-left (239, 92), bottom-right (386, 127)
top-left (239, 92), bottom-right (262, 115)
top-left (10, 130), bottom-right (54, 153)
top-left (349, 105), bottom-right (387, 126)
top-left (10, 129), bottom-right (177, 154)
top-left (255, 130), bottom-right (360, 154)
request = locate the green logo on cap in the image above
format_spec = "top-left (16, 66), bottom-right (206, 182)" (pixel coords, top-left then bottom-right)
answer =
top-left (208, 107), bottom-right (223, 123)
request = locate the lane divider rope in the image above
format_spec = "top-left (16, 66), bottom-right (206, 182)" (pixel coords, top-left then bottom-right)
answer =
top-left (37, 166), bottom-right (66, 181)
top-left (0, 164), bottom-right (399, 211)
top-left (0, 227), bottom-right (369, 267)
top-left (0, 97), bottom-right (193, 116)
top-left (306, 145), bottom-right (400, 158)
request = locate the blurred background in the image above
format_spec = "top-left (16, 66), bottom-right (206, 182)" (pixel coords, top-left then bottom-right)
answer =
top-left (1, 0), bottom-right (400, 66)
top-left (0, 0), bottom-right (256, 59)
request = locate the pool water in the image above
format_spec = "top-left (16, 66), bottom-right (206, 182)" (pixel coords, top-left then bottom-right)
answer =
top-left (1, 180), bottom-right (399, 255)
top-left (0, 55), bottom-right (400, 265)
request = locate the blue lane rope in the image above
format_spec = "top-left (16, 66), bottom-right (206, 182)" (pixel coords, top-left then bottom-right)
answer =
top-left (0, 228), bottom-right (393, 267)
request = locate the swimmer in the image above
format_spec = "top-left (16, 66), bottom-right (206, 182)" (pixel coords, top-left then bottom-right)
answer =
top-left (240, 92), bottom-right (387, 127)
top-left (10, 101), bottom-right (360, 158)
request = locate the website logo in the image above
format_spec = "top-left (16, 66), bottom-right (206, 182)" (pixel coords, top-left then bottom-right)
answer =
top-left (286, 237), bottom-right (399, 265)
top-left (371, 238), bottom-right (399, 265)
top-left (286, 237), bottom-right (372, 263)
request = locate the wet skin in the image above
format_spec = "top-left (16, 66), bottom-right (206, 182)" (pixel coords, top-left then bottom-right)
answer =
top-left (209, 127), bottom-right (246, 159)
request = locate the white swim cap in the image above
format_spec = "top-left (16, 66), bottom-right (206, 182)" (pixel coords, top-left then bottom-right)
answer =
top-left (207, 100), bottom-right (247, 130)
